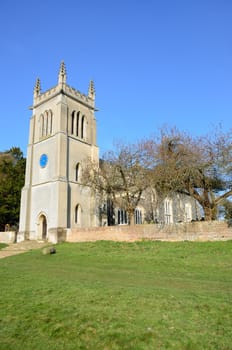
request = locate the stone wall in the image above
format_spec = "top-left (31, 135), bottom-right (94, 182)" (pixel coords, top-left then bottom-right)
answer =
top-left (0, 231), bottom-right (16, 244)
top-left (67, 221), bottom-right (232, 242)
top-left (2, 221), bottom-right (232, 244)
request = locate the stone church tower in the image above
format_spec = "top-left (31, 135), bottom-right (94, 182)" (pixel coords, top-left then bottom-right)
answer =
top-left (18, 62), bottom-right (99, 243)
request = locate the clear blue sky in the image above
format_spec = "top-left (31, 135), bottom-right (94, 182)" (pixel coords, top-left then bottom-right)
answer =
top-left (0, 0), bottom-right (231, 156)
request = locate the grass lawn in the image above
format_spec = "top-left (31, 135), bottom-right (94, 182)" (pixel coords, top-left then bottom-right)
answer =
top-left (0, 243), bottom-right (7, 250)
top-left (0, 240), bottom-right (232, 350)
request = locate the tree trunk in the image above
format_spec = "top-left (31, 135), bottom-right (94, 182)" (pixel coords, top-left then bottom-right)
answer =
top-left (128, 210), bottom-right (135, 225)
top-left (202, 204), bottom-right (217, 221)
top-left (193, 189), bottom-right (218, 221)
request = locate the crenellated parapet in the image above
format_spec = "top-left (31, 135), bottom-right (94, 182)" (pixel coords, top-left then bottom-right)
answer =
top-left (33, 61), bottom-right (96, 109)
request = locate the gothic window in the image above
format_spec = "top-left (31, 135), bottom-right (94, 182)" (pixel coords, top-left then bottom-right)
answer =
top-left (135, 208), bottom-right (142, 224)
top-left (75, 163), bottom-right (80, 182)
top-left (40, 114), bottom-right (44, 138)
top-left (75, 204), bottom-right (80, 224)
top-left (71, 111), bottom-right (75, 135)
top-left (164, 198), bottom-right (173, 224)
top-left (81, 115), bottom-right (86, 139)
top-left (40, 110), bottom-right (53, 138)
top-left (47, 110), bottom-right (53, 135)
top-left (76, 112), bottom-right (80, 137)
top-left (117, 209), bottom-right (128, 225)
top-left (185, 203), bottom-right (192, 222)
top-left (71, 111), bottom-right (80, 137)
top-left (44, 111), bottom-right (48, 136)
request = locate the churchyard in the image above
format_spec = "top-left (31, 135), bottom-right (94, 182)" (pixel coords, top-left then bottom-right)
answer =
top-left (0, 240), bottom-right (232, 349)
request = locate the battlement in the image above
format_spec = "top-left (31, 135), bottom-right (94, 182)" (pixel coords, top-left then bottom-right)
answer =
top-left (33, 61), bottom-right (95, 109)
top-left (33, 83), bottom-right (95, 109)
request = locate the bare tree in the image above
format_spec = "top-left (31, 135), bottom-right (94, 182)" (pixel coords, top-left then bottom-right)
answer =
top-left (222, 199), bottom-right (232, 221)
top-left (82, 141), bottom-right (153, 225)
top-left (82, 126), bottom-right (232, 223)
top-left (150, 127), bottom-right (232, 221)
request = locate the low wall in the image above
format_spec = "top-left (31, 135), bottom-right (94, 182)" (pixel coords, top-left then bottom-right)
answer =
top-left (1, 222), bottom-right (232, 244)
top-left (0, 231), bottom-right (16, 244)
top-left (67, 221), bottom-right (232, 242)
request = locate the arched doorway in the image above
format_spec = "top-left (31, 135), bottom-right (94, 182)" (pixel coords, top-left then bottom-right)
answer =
top-left (39, 214), bottom-right (47, 240)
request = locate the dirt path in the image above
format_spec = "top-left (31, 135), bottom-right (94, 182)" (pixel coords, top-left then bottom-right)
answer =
top-left (0, 240), bottom-right (50, 259)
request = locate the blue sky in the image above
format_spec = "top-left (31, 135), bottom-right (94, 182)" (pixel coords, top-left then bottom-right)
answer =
top-left (0, 0), bottom-right (231, 156)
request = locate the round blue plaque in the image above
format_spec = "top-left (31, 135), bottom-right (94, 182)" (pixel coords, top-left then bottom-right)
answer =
top-left (39, 154), bottom-right (48, 168)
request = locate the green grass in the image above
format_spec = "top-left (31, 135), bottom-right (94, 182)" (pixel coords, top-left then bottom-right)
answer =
top-left (0, 243), bottom-right (7, 250)
top-left (0, 240), bottom-right (232, 349)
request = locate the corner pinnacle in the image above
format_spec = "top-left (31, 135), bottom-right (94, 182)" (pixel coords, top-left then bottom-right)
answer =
top-left (58, 61), bottom-right (67, 85)
top-left (88, 80), bottom-right (95, 99)
top-left (34, 78), bottom-right (41, 96)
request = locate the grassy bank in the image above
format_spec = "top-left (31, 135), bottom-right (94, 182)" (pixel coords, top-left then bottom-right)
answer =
top-left (0, 240), bottom-right (232, 349)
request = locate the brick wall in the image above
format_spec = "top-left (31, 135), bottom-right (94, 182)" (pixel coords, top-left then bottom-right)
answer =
top-left (66, 221), bottom-right (232, 242)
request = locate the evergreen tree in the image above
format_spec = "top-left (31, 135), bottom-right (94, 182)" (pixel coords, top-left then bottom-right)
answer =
top-left (0, 147), bottom-right (25, 231)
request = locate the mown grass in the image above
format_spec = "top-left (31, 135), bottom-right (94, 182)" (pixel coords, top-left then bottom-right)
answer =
top-left (0, 243), bottom-right (7, 250)
top-left (0, 240), bottom-right (232, 349)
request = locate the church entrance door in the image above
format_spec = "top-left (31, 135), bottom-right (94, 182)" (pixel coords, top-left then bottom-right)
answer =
top-left (39, 214), bottom-right (47, 240)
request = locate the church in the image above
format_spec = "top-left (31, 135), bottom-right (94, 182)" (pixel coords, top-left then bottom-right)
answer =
top-left (18, 63), bottom-right (200, 243)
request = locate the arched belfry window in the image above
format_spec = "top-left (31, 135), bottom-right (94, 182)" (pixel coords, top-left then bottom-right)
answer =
top-left (47, 109), bottom-right (53, 135)
top-left (76, 112), bottom-right (80, 137)
top-left (40, 114), bottom-right (44, 138)
top-left (39, 110), bottom-right (53, 139)
top-left (81, 115), bottom-right (86, 139)
top-left (75, 163), bottom-right (80, 182)
top-left (44, 111), bottom-right (48, 136)
top-left (71, 111), bottom-right (75, 135)
top-left (75, 204), bottom-right (81, 224)
top-left (71, 111), bottom-right (80, 137)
